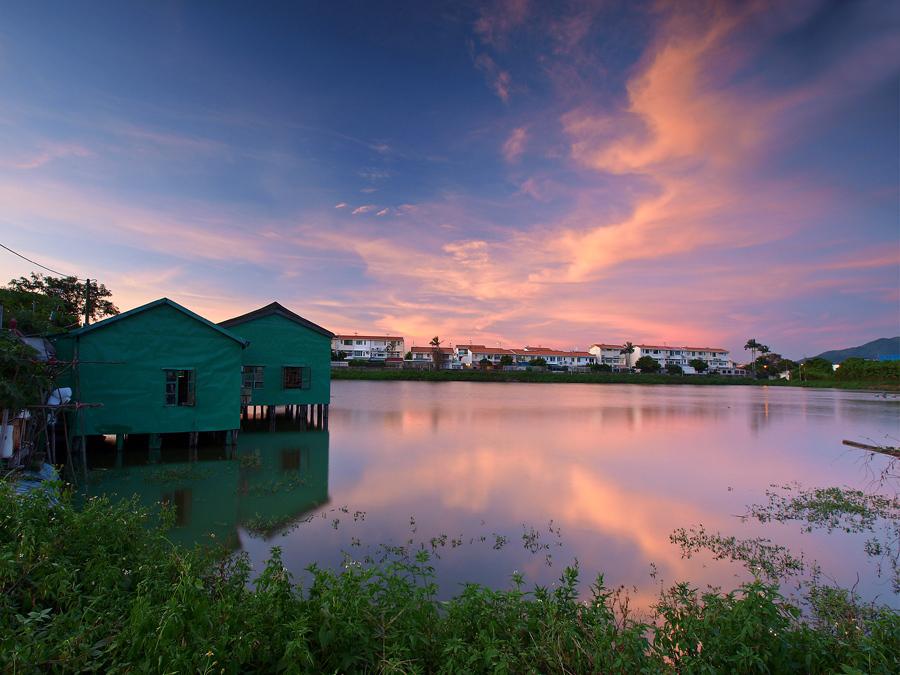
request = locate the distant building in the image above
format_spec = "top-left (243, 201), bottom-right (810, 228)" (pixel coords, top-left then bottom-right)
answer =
top-left (455, 344), bottom-right (596, 369)
top-left (589, 343), bottom-right (734, 373)
top-left (408, 346), bottom-right (460, 369)
top-left (331, 334), bottom-right (405, 360)
top-left (588, 344), bottom-right (628, 369)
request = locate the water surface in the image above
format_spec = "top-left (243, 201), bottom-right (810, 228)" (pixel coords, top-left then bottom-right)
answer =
top-left (88, 381), bottom-right (899, 607)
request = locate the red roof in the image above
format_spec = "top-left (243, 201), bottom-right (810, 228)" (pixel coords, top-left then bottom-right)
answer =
top-left (637, 344), bottom-right (727, 352)
top-left (590, 343), bottom-right (625, 349)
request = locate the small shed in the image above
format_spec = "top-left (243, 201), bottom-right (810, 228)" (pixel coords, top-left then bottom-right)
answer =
top-left (219, 302), bottom-right (333, 415)
top-left (52, 298), bottom-right (248, 438)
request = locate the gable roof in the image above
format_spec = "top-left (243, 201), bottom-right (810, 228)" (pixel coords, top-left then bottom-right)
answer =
top-left (220, 301), bottom-right (333, 338)
top-left (63, 298), bottom-right (249, 346)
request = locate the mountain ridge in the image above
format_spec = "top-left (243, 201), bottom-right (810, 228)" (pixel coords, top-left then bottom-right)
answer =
top-left (812, 337), bottom-right (900, 364)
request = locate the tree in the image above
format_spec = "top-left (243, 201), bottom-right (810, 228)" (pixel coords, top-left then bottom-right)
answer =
top-left (429, 336), bottom-right (446, 371)
top-left (8, 274), bottom-right (118, 327)
top-left (330, 350), bottom-right (347, 361)
top-left (634, 355), bottom-right (661, 373)
top-left (591, 363), bottom-right (612, 373)
top-left (479, 357), bottom-right (492, 369)
top-left (666, 363), bottom-right (683, 375)
top-left (404, 351), bottom-right (413, 360)
top-left (499, 354), bottom-right (514, 367)
top-left (620, 342), bottom-right (635, 369)
top-left (744, 339), bottom-right (761, 373)
top-left (528, 357), bottom-right (547, 367)
top-left (688, 358), bottom-right (708, 373)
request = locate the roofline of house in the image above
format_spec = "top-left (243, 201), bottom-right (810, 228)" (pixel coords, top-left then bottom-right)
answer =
top-left (63, 298), bottom-right (249, 347)
top-left (219, 301), bottom-right (334, 338)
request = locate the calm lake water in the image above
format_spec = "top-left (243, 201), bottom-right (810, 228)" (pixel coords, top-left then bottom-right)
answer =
top-left (87, 381), bottom-right (899, 608)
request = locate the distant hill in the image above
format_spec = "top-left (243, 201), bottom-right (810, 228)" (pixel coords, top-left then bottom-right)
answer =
top-left (813, 337), bottom-right (900, 364)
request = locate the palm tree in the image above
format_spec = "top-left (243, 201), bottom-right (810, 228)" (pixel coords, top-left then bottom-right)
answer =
top-left (620, 342), bottom-right (635, 370)
top-left (429, 336), bottom-right (444, 371)
top-left (744, 339), bottom-right (760, 374)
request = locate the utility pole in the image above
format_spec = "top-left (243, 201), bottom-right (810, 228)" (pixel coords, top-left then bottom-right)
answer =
top-left (84, 278), bottom-right (91, 326)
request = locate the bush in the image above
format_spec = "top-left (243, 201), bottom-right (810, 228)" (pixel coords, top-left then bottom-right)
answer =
top-left (836, 358), bottom-right (900, 382)
top-left (590, 363), bottom-right (613, 373)
top-left (666, 364), bottom-right (683, 375)
top-left (635, 355), bottom-right (661, 373)
top-left (1, 485), bottom-right (897, 672)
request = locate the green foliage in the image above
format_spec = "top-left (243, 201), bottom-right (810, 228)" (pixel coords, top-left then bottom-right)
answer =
top-left (591, 363), bottom-right (613, 372)
top-left (0, 332), bottom-right (50, 411)
top-left (527, 357), bottom-right (547, 367)
top-left (7, 273), bottom-right (118, 327)
top-left (688, 358), bottom-right (708, 373)
top-left (635, 355), bottom-right (661, 373)
top-left (665, 363), bottom-right (683, 375)
top-left (499, 354), bottom-right (514, 366)
top-left (330, 350), bottom-right (347, 360)
top-left (798, 357), bottom-right (835, 381)
top-left (0, 288), bottom-right (70, 334)
top-left (1, 485), bottom-right (897, 672)
top-left (836, 358), bottom-right (900, 382)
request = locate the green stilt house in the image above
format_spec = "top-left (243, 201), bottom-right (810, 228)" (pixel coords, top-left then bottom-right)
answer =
top-left (219, 302), bottom-right (333, 429)
top-left (52, 298), bottom-right (248, 449)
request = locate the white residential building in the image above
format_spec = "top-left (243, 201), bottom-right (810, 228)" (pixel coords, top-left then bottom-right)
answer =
top-left (588, 344), bottom-right (628, 369)
top-left (408, 346), bottom-right (461, 369)
top-left (455, 344), bottom-right (596, 369)
top-left (633, 344), bottom-right (731, 370)
top-left (589, 343), bottom-right (734, 372)
top-left (332, 334), bottom-right (405, 360)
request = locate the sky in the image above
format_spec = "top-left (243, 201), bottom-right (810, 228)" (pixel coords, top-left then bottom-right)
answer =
top-left (0, 0), bottom-right (897, 359)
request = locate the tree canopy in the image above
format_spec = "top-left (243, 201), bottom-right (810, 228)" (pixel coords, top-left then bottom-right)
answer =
top-left (7, 274), bottom-right (118, 329)
top-left (635, 355), bottom-right (661, 373)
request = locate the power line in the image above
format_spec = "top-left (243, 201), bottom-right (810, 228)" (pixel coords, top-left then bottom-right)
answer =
top-left (0, 243), bottom-right (83, 279)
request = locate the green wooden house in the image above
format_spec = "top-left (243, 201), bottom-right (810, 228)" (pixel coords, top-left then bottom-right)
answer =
top-left (219, 302), bottom-right (333, 424)
top-left (52, 298), bottom-right (248, 441)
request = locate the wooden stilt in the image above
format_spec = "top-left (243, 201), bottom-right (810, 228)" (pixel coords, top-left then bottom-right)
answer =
top-left (149, 433), bottom-right (162, 464)
top-left (268, 405), bottom-right (276, 432)
top-left (115, 433), bottom-right (124, 468)
top-left (323, 404), bottom-right (329, 430)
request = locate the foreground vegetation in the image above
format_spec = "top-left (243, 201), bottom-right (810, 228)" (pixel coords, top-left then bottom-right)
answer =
top-left (1, 486), bottom-right (898, 672)
top-left (332, 367), bottom-right (899, 390)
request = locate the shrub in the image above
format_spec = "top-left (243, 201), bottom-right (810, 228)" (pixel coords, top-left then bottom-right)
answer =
top-left (0, 485), bottom-right (897, 671)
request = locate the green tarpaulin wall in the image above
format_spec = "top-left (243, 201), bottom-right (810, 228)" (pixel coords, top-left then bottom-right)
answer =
top-left (53, 299), bottom-right (246, 436)
top-left (220, 303), bottom-right (332, 407)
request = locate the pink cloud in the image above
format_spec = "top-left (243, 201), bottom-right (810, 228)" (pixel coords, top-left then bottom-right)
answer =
top-left (351, 204), bottom-right (376, 215)
top-left (502, 126), bottom-right (528, 163)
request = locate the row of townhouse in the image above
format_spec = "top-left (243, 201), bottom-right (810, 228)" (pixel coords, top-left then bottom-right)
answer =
top-left (331, 334), bottom-right (405, 360)
top-left (589, 343), bottom-right (741, 374)
top-left (409, 344), bottom-right (597, 369)
top-left (331, 331), bottom-right (743, 375)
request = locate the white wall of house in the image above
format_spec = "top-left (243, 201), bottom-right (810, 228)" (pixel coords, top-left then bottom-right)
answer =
top-left (332, 336), bottom-right (405, 359)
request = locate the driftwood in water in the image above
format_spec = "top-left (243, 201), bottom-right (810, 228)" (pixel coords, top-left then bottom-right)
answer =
top-left (842, 440), bottom-right (900, 459)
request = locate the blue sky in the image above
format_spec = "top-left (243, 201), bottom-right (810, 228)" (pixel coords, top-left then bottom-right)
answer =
top-left (1, 0), bottom-right (898, 358)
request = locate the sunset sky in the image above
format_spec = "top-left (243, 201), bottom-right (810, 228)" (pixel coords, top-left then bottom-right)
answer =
top-left (1, 0), bottom-right (897, 358)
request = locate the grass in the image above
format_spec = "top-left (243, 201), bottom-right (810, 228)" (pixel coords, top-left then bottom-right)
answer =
top-left (1, 484), bottom-right (898, 672)
top-left (332, 367), bottom-right (900, 390)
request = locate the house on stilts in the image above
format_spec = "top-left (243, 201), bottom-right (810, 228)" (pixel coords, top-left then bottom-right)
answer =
top-left (219, 302), bottom-right (333, 430)
top-left (51, 298), bottom-right (248, 458)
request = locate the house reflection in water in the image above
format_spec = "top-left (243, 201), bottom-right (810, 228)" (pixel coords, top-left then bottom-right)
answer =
top-left (87, 431), bottom-right (330, 549)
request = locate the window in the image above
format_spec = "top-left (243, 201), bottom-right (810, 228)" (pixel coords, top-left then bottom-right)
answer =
top-left (283, 366), bottom-right (311, 389)
top-left (164, 369), bottom-right (195, 406)
top-left (355, 340), bottom-right (363, 345)
top-left (242, 365), bottom-right (264, 389)
top-left (342, 339), bottom-right (353, 346)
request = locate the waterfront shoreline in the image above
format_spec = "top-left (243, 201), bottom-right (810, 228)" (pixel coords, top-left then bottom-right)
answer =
top-left (332, 368), bottom-right (899, 391)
